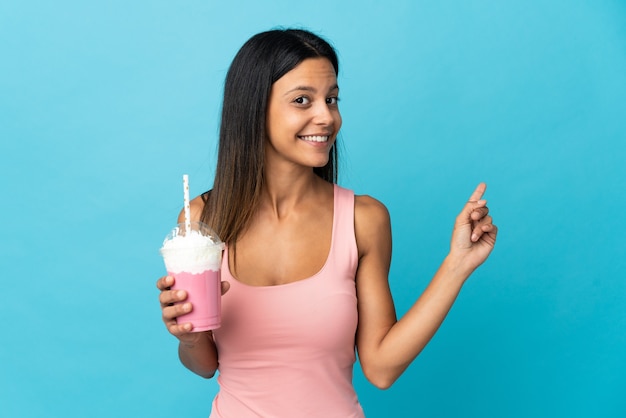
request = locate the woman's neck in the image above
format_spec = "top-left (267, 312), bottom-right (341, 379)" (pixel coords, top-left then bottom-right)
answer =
top-left (261, 167), bottom-right (326, 219)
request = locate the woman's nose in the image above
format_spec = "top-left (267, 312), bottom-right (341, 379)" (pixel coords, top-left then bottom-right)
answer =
top-left (313, 102), bottom-right (334, 126)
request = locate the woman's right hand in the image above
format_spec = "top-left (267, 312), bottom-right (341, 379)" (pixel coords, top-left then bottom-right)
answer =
top-left (156, 275), bottom-right (230, 344)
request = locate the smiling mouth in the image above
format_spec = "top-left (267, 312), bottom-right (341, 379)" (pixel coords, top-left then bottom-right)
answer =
top-left (298, 135), bottom-right (329, 143)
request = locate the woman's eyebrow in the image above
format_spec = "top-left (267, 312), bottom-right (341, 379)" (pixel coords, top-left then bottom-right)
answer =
top-left (284, 84), bottom-right (339, 96)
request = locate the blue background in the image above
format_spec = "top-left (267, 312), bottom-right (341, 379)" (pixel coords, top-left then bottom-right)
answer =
top-left (2, 1), bottom-right (625, 417)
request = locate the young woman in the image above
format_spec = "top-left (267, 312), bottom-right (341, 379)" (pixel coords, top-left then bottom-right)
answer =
top-left (157, 28), bottom-right (497, 417)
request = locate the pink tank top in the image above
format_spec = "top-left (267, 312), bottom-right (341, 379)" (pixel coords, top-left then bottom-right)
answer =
top-left (209, 185), bottom-right (364, 418)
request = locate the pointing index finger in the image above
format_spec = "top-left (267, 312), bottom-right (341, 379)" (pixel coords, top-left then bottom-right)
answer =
top-left (468, 182), bottom-right (487, 202)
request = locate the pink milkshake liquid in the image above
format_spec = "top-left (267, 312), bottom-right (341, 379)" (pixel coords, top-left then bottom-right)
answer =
top-left (160, 221), bottom-right (224, 332)
top-left (169, 269), bottom-right (221, 331)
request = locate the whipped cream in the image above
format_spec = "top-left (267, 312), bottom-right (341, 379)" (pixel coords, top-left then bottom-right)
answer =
top-left (160, 230), bottom-right (224, 274)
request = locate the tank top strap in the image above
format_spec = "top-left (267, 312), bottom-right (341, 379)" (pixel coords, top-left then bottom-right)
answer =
top-left (329, 185), bottom-right (358, 273)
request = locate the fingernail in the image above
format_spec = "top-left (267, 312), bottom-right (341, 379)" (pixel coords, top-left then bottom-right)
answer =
top-left (177, 290), bottom-right (186, 298)
top-left (184, 303), bottom-right (192, 312)
top-left (471, 234), bottom-right (478, 241)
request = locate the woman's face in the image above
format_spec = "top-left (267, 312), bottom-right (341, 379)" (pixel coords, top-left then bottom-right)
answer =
top-left (265, 57), bottom-right (341, 170)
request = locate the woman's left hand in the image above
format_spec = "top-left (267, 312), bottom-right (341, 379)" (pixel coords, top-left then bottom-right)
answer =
top-left (449, 182), bottom-right (498, 275)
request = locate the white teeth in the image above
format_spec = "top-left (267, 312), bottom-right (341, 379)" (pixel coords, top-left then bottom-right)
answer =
top-left (300, 135), bottom-right (328, 142)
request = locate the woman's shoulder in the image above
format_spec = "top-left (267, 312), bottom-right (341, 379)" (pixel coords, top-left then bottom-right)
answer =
top-left (354, 194), bottom-right (391, 239)
top-left (354, 194), bottom-right (390, 222)
top-left (354, 193), bottom-right (391, 259)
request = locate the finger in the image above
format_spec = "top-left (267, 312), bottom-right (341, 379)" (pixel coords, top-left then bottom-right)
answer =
top-left (470, 205), bottom-right (489, 221)
top-left (168, 321), bottom-right (193, 336)
top-left (221, 281), bottom-right (231, 296)
top-left (473, 223), bottom-right (498, 244)
top-left (156, 275), bottom-right (175, 291)
top-left (162, 301), bottom-right (193, 321)
top-left (159, 289), bottom-right (188, 307)
top-left (456, 199), bottom-right (487, 226)
top-left (471, 215), bottom-right (493, 242)
top-left (468, 182), bottom-right (487, 203)
top-left (488, 224), bottom-right (499, 242)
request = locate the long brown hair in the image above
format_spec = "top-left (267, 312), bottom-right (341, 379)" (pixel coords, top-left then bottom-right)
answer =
top-left (201, 29), bottom-right (340, 245)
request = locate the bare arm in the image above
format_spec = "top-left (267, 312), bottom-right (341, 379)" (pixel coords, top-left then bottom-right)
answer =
top-left (355, 183), bottom-right (497, 389)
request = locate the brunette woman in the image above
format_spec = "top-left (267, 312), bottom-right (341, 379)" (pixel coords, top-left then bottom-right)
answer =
top-left (157, 28), bottom-right (497, 418)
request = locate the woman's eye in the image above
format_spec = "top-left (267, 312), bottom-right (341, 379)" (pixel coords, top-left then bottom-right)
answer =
top-left (294, 96), bottom-right (310, 105)
top-left (326, 97), bottom-right (339, 105)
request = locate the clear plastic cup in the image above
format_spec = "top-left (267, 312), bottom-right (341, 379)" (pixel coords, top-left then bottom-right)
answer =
top-left (159, 221), bottom-right (224, 331)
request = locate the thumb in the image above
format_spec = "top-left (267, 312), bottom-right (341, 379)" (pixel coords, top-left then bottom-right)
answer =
top-left (456, 198), bottom-right (487, 227)
top-left (221, 281), bottom-right (231, 296)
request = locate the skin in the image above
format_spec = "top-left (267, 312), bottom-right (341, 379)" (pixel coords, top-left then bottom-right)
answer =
top-left (156, 57), bottom-right (498, 387)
